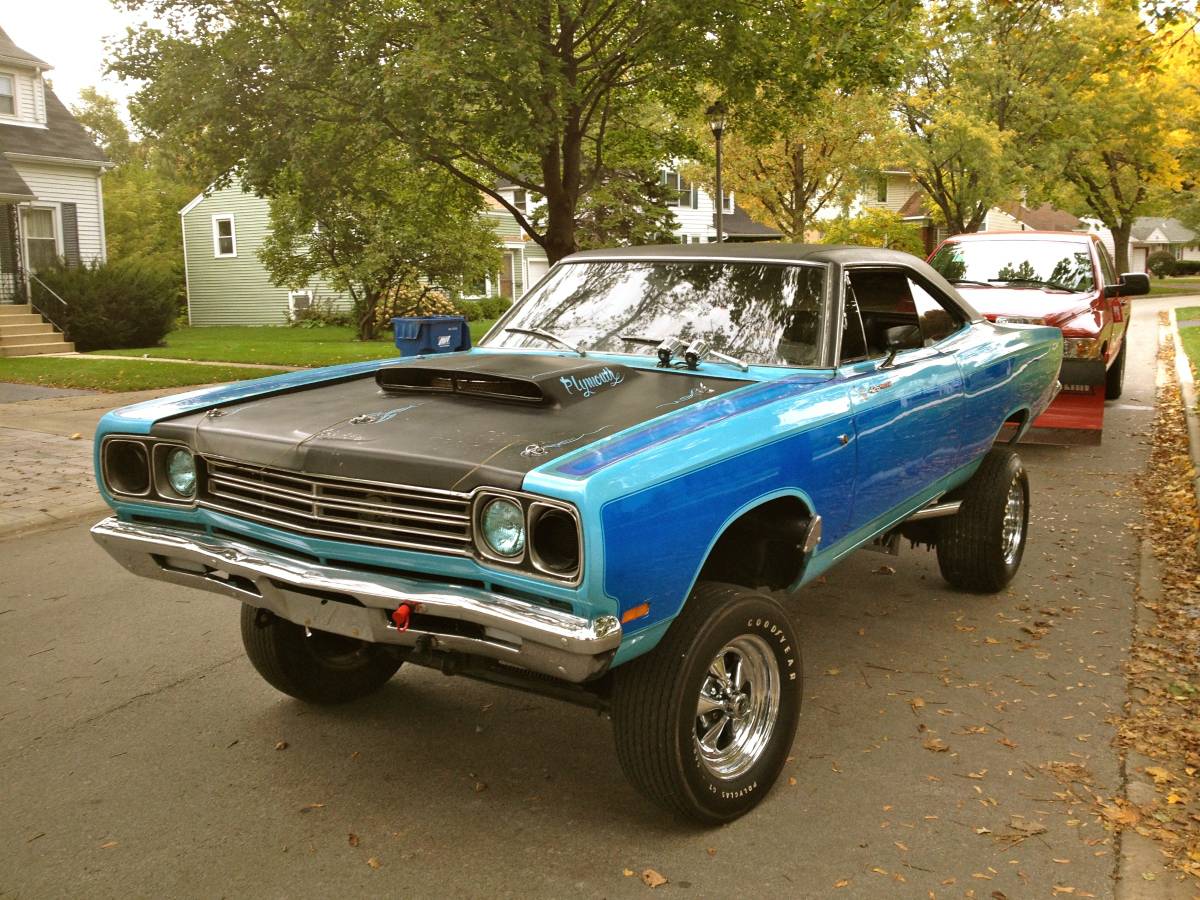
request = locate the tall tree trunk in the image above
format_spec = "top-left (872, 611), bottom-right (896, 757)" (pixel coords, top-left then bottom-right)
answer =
top-left (1110, 220), bottom-right (1133, 274)
top-left (356, 288), bottom-right (381, 341)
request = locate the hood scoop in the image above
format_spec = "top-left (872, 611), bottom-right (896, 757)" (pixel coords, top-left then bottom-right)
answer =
top-left (377, 366), bottom-right (546, 404)
top-left (376, 354), bottom-right (634, 407)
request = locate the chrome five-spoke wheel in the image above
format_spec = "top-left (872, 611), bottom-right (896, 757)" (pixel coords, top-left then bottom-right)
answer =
top-left (1001, 474), bottom-right (1025, 565)
top-left (695, 635), bottom-right (781, 779)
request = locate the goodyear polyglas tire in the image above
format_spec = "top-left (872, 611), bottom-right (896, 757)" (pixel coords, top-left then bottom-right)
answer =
top-left (611, 582), bottom-right (802, 824)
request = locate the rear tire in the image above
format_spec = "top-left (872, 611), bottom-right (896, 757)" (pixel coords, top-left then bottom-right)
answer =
top-left (936, 447), bottom-right (1029, 593)
top-left (611, 582), bottom-right (802, 825)
top-left (240, 606), bottom-right (402, 705)
top-left (1105, 340), bottom-right (1126, 400)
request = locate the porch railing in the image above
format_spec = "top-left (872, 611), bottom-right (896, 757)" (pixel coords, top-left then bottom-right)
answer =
top-left (29, 273), bottom-right (70, 340)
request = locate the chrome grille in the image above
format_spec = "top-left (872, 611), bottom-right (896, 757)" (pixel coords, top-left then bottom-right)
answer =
top-left (199, 457), bottom-right (472, 554)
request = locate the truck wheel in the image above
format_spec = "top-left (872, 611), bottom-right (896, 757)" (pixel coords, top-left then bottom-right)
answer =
top-left (240, 606), bottom-right (401, 705)
top-left (1105, 341), bottom-right (1126, 400)
top-left (936, 447), bottom-right (1029, 593)
top-left (611, 582), bottom-right (801, 824)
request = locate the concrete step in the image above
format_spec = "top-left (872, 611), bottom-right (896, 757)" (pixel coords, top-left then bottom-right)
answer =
top-left (0, 341), bottom-right (75, 357)
top-left (0, 303), bottom-right (33, 316)
top-left (1, 331), bottom-right (66, 347)
top-left (0, 323), bottom-right (55, 337)
top-left (0, 313), bottom-right (45, 326)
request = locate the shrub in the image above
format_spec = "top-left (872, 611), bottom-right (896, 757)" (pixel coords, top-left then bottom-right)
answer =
top-left (819, 208), bottom-right (925, 257)
top-left (36, 257), bottom-right (178, 351)
top-left (453, 299), bottom-right (486, 321)
top-left (371, 282), bottom-right (458, 332)
top-left (1173, 259), bottom-right (1200, 276)
top-left (289, 296), bottom-right (354, 328)
top-left (480, 297), bottom-right (513, 319)
top-left (1147, 251), bottom-right (1177, 278)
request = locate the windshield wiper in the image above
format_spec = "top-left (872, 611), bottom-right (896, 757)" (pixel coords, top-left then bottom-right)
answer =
top-left (504, 327), bottom-right (586, 357)
top-left (620, 334), bottom-right (749, 372)
top-left (988, 278), bottom-right (1074, 292)
top-left (947, 278), bottom-right (992, 287)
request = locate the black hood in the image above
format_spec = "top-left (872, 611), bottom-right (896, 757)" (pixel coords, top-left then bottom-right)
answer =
top-left (152, 353), bottom-right (751, 492)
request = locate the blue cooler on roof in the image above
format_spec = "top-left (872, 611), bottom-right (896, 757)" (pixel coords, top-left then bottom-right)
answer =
top-left (391, 315), bottom-right (472, 355)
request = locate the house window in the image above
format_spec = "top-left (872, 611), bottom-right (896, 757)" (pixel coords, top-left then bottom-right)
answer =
top-left (876, 176), bottom-right (888, 203)
top-left (0, 74), bottom-right (14, 116)
top-left (511, 189), bottom-right (526, 214)
top-left (498, 251), bottom-right (516, 299)
top-left (21, 207), bottom-right (58, 272)
top-left (212, 215), bottom-right (236, 257)
top-left (661, 170), bottom-right (694, 208)
top-left (723, 193), bottom-right (735, 214)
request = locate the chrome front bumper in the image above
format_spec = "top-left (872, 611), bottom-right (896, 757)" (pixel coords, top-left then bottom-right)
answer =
top-left (91, 517), bottom-right (620, 683)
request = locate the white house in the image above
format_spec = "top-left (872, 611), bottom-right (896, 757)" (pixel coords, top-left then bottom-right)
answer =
top-left (1086, 217), bottom-right (1200, 272)
top-left (0, 24), bottom-right (110, 355)
top-left (180, 166), bottom-right (779, 326)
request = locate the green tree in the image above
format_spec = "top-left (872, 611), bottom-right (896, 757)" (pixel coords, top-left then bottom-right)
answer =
top-left (688, 87), bottom-right (895, 242)
top-left (114, 0), bottom-right (916, 263)
top-left (72, 89), bottom-right (196, 278)
top-left (820, 208), bottom-right (925, 256)
top-left (890, 0), bottom-right (1088, 235)
top-left (1045, 11), bottom-right (1199, 272)
top-left (259, 149), bottom-right (500, 340)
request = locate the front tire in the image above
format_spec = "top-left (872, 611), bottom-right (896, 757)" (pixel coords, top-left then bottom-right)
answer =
top-left (240, 606), bottom-right (402, 705)
top-left (1105, 340), bottom-right (1127, 400)
top-left (936, 447), bottom-right (1029, 593)
top-left (611, 582), bottom-right (802, 825)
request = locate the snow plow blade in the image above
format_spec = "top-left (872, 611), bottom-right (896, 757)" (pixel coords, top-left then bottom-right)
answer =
top-left (999, 387), bottom-right (1105, 446)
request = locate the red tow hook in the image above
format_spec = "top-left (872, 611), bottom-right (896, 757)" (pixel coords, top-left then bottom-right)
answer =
top-left (391, 603), bottom-right (412, 632)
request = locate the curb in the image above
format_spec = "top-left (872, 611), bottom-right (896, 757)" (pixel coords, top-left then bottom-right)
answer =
top-left (1167, 308), bottom-right (1200, 511)
top-left (0, 501), bottom-right (109, 542)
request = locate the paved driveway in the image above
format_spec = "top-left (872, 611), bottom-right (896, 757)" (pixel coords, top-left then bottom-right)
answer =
top-left (0, 300), bottom-right (1182, 897)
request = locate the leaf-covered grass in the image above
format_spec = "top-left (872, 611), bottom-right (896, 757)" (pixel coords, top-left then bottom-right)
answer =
top-left (89, 321), bottom-right (498, 367)
top-left (0, 356), bottom-right (287, 392)
top-left (1146, 277), bottom-right (1200, 297)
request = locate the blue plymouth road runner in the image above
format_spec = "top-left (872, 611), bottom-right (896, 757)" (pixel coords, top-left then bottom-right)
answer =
top-left (92, 244), bottom-right (1061, 823)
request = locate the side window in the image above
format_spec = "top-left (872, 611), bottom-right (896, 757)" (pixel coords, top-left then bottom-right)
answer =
top-left (909, 278), bottom-right (965, 344)
top-left (842, 268), bottom-right (920, 361)
top-left (1097, 244), bottom-right (1118, 285)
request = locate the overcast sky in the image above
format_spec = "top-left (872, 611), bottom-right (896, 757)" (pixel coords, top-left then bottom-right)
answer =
top-left (3, 2), bottom-right (161, 114)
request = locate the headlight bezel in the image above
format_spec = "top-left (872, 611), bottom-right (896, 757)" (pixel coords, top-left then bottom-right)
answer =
top-left (101, 436), bottom-right (200, 507)
top-left (159, 445), bottom-right (198, 499)
top-left (479, 495), bottom-right (527, 559)
top-left (471, 490), bottom-right (583, 584)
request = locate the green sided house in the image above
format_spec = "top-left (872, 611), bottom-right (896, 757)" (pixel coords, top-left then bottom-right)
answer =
top-left (0, 25), bottom-right (110, 356)
top-left (179, 177), bottom-right (551, 325)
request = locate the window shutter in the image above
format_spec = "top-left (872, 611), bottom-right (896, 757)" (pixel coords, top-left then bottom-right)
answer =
top-left (691, 185), bottom-right (698, 209)
top-left (0, 205), bottom-right (14, 274)
top-left (61, 203), bottom-right (81, 268)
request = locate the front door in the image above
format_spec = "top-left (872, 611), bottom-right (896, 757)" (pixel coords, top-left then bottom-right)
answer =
top-left (839, 267), bottom-right (967, 529)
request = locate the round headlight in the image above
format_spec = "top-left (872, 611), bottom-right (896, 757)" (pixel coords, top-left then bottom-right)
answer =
top-left (166, 447), bottom-right (197, 497)
top-left (480, 497), bottom-right (525, 558)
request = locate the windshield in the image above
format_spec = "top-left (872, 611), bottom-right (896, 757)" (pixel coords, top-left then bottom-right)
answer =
top-left (929, 240), bottom-right (1095, 293)
top-left (481, 260), bottom-right (827, 367)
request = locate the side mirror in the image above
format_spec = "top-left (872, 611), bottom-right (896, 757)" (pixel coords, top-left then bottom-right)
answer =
top-left (879, 324), bottom-right (922, 368)
top-left (1104, 273), bottom-right (1150, 297)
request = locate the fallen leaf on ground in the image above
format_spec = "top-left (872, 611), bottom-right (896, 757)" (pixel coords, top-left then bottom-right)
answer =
top-left (833, 879), bottom-right (851, 888)
top-left (69, 432), bottom-right (82, 440)
top-left (299, 803), bottom-right (324, 813)
top-left (875, 565), bottom-right (895, 575)
top-left (1144, 766), bottom-right (1172, 784)
top-left (275, 741), bottom-right (288, 751)
top-left (706, 848), bottom-right (716, 857)
top-left (923, 737), bottom-right (949, 752)
top-left (473, 782), bottom-right (488, 793)
top-left (348, 833), bottom-right (359, 847)
top-left (910, 697), bottom-right (926, 712)
top-left (623, 868), bottom-right (635, 877)
top-left (99, 840), bottom-right (118, 849)
top-left (366, 858), bottom-right (381, 869)
top-left (641, 869), bottom-right (668, 888)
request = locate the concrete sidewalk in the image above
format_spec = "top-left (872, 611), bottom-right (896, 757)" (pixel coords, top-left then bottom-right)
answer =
top-left (0, 385), bottom-right (196, 538)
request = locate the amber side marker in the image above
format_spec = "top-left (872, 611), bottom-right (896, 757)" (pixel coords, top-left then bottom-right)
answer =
top-left (621, 603), bottom-right (650, 624)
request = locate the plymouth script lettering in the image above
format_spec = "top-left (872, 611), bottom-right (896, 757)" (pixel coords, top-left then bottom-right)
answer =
top-left (560, 367), bottom-right (624, 399)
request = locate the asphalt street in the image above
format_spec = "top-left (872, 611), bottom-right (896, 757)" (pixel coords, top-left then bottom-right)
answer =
top-left (0, 300), bottom-right (1170, 898)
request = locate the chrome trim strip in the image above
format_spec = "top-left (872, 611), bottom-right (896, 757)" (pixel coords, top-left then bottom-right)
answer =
top-left (91, 516), bottom-right (620, 683)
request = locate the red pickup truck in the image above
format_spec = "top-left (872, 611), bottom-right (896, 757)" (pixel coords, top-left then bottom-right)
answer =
top-left (928, 231), bottom-right (1149, 444)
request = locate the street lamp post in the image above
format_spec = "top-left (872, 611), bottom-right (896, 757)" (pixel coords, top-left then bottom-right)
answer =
top-left (706, 100), bottom-right (727, 244)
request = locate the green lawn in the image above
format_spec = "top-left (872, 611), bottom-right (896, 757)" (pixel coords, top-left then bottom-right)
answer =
top-left (90, 321), bottom-right (498, 367)
top-left (1146, 276), bottom-right (1200, 297)
top-left (0, 357), bottom-right (287, 392)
